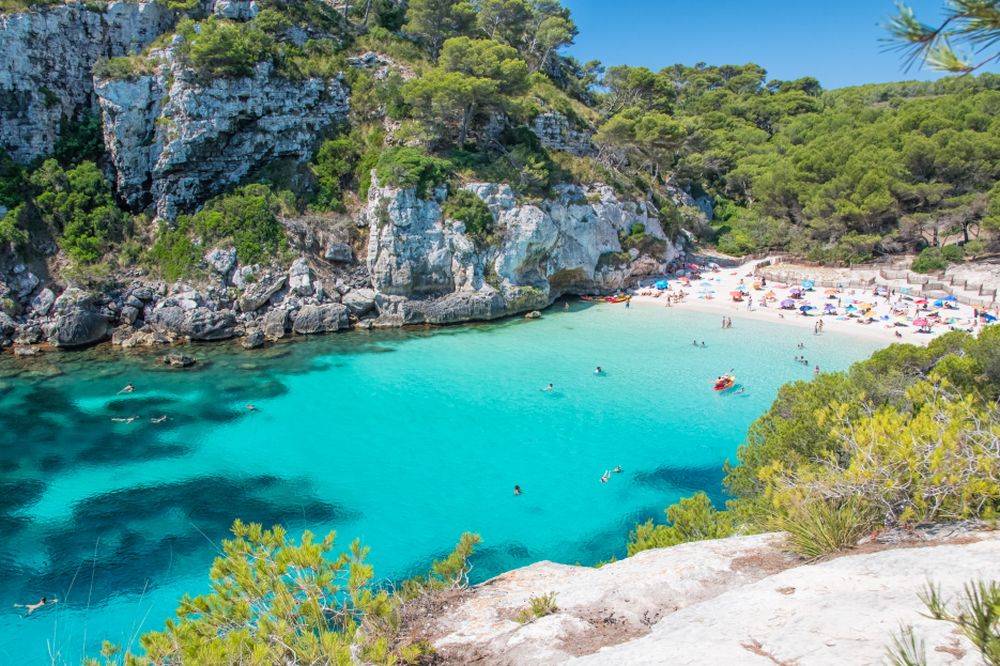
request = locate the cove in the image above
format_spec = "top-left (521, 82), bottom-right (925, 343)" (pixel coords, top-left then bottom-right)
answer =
top-left (0, 303), bottom-right (884, 665)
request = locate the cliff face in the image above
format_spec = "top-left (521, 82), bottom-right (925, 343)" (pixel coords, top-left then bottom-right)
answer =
top-left (364, 179), bottom-right (680, 325)
top-left (96, 56), bottom-right (350, 218)
top-left (0, 1), bottom-right (174, 163)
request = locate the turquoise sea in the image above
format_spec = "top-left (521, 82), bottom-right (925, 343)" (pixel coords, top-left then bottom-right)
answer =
top-left (0, 302), bottom-right (884, 664)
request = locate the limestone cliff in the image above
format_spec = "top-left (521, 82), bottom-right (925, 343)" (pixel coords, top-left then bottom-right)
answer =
top-left (95, 54), bottom-right (350, 218)
top-left (0, 1), bottom-right (174, 163)
top-left (364, 179), bottom-right (680, 325)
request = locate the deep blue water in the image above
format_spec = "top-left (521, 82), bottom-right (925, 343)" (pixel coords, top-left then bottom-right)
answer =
top-left (0, 302), bottom-right (883, 664)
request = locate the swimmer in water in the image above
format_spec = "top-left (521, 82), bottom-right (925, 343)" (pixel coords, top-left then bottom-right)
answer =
top-left (150, 415), bottom-right (168, 423)
top-left (542, 384), bottom-right (553, 391)
top-left (594, 366), bottom-right (603, 375)
top-left (612, 465), bottom-right (622, 473)
top-left (15, 597), bottom-right (58, 616)
top-left (111, 416), bottom-right (137, 423)
top-left (514, 485), bottom-right (521, 495)
top-left (701, 341), bottom-right (706, 348)
top-left (117, 383), bottom-right (134, 394)
top-left (600, 470), bottom-right (610, 483)
top-left (246, 404), bottom-right (257, 412)
top-left (692, 340), bottom-right (698, 346)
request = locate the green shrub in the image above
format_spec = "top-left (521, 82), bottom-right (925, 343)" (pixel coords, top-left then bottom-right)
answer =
top-left (911, 247), bottom-right (947, 273)
top-left (627, 492), bottom-right (736, 556)
top-left (147, 220), bottom-right (201, 281)
top-left (188, 184), bottom-right (286, 265)
top-left (514, 592), bottom-right (559, 624)
top-left (310, 134), bottom-right (360, 211)
top-left (777, 499), bottom-right (871, 560)
top-left (374, 147), bottom-right (451, 197)
top-left (443, 189), bottom-right (494, 245)
top-left (93, 55), bottom-right (157, 81)
top-left (0, 149), bottom-right (26, 210)
top-left (30, 160), bottom-right (127, 264)
top-left (176, 18), bottom-right (273, 78)
top-left (0, 205), bottom-right (30, 248)
top-left (54, 114), bottom-right (104, 167)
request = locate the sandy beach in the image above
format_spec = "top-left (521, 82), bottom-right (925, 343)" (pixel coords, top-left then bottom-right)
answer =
top-left (629, 259), bottom-right (986, 347)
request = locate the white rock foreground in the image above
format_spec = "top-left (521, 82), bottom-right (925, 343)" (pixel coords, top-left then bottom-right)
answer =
top-left (425, 531), bottom-right (999, 665)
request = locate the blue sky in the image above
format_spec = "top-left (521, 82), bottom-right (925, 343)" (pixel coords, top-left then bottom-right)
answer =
top-left (562, 0), bottom-right (999, 89)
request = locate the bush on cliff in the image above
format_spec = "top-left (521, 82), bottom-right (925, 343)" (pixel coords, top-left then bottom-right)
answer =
top-left (30, 160), bottom-right (127, 264)
top-left (443, 189), bottom-right (494, 245)
top-left (85, 520), bottom-right (480, 665)
top-left (176, 18), bottom-right (273, 78)
top-left (185, 184), bottom-right (287, 265)
top-left (374, 147), bottom-right (452, 197)
top-left (148, 219), bottom-right (201, 281)
top-left (632, 330), bottom-right (1000, 559)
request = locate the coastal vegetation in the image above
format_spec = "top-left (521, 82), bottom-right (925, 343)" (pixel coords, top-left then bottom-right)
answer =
top-left (3, 0), bottom-right (999, 281)
top-left (84, 521), bottom-right (480, 665)
top-left (629, 329), bottom-right (1000, 559)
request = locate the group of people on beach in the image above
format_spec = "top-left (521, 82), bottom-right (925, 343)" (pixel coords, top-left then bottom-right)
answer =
top-left (721, 317), bottom-right (733, 329)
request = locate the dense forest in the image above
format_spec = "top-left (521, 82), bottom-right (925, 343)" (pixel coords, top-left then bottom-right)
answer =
top-left (1, 0), bottom-right (999, 286)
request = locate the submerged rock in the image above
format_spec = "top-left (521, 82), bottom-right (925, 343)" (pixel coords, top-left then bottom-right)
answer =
top-left (241, 327), bottom-right (265, 349)
top-left (160, 352), bottom-right (196, 367)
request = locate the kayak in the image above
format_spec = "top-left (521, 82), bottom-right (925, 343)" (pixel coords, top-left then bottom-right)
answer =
top-left (713, 375), bottom-right (736, 391)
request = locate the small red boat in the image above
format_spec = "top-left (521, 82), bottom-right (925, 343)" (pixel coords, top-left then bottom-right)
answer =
top-left (713, 375), bottom-right (736, 391)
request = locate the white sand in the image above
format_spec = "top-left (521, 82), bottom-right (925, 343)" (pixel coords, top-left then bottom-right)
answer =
top-left (629, 259), bottom-right (985, 347)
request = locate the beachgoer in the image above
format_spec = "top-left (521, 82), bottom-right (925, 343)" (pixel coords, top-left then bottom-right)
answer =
top-left (612, 465), bottom-right (622, 473)
top-left (624, 300), bottom-right (630, 309)
top-left (150, 415), bottom-right (168, 423)
top-left (111, 416), bottom-right (137, 423)
top-left (594, 366), bottom-right (603, 375)
top-left (814, 365), bottom-right (820, 376)
top-left (514, 485), bottom-right (521, 496)
top-left (700, 341), bottom-right (706, 348)
top-left (246, 404), bottom-right (257, 412)
top-left (15, 597), bottom-right (57, 616)
top-left (895, 330), bottom-right (903, 339)
top-left (735, 387), bottom-right (745, 394)
top-left (117, 383), bottom-right (134, 394)
top-left (564, 302), bottom-right (569, 311)
top-left (543, 383), bottom-right (553, 391)
top-left (722, 317), bottom-right (726, 329)
top-left (692, 340), bottom-right (698, 347)
top-left (600, 470), bottom-right (610, 483)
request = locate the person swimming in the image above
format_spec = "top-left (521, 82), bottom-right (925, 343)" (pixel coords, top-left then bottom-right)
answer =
top-left (514, 485), bottom-right (522, 495)
top-left (594, 366), bottom-right (603, 375)
top-left (542, 383), bottom-right (553, 391)
top-left (612, 465), bottom-right (622, 473)
top-left (111, 416), bottom-right (137, 423)
top-left (117, 383), bottom-right (134, 394)
top-left (15, 597), bottom-right (57, 616)
top-left (692, 340), bottom-right (698, 346)
top-left (600, 470), bottom-right (610, 483)
top-left (246, 404), bottom-right (257, 412)
top-left (700, 341), bottom-right (706, 348)
top-left (150, 415), bottom-right (168, 423)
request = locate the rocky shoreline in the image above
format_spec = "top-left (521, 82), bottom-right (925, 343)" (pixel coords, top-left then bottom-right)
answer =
top-left (0, 180), bottom-right (684, 355)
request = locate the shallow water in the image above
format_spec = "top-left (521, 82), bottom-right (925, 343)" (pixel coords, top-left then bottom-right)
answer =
top-left (0, 303), bottom-right (883, 664)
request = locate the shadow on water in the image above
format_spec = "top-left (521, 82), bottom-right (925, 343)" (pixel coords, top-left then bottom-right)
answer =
top-left (0, 475), bottom-right (361, 610)
top-left (632, 464), bottom-right (728, 501)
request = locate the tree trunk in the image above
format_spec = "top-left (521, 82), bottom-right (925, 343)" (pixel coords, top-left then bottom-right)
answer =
top-left (363, 0), bottom-right (372, 25)
top-left (458, 103), bottom-right (474, 147)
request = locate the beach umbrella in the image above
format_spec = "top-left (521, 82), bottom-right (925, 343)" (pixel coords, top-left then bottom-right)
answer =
top-left (730, 291), bottom-right (744, 297)
top-left (824, 289), bottom-right (838, 295)
top-left (737, 284), bottom-right (749, 293)
top-left (708, 262), bottom-right (720, 268)
top-left (655, 279), bottom-right (669, 290)
top-left (780, 299), bottom-right (795, 309)
top-left (799, 304), bottom-right (815, 312)
top-left (824, 303), bottom-right (836, 312)
top-left (943, 295), bottom-right (958, 302)
top-left (933, 299), bottom-right (944, 307)
top-left (915, 298), bottom-right (928, 305)
top-left (913, 318), bottom-right (929, 327)
top-left (845, 304), bottom-right (857, 312)
top-left (985, 314), bottom-right (997, 322)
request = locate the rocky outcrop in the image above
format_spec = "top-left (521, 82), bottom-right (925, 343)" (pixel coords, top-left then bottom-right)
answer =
top-left (364, 178), bottom-right (681, 325)
top-left (292, 303), bottom-right (349, 334)
top-left (96, 55), bottom-right (349, 218)
top-left (50, 308), bottom-right (109, 347)
top-left (424, 529), bottom-right (1000, 665)
top-left (0, 1), bottom-right (174, 163)
top-left (530, 111), bottom-right (595, 157)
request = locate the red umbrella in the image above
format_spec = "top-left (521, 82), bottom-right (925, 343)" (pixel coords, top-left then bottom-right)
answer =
top-left (915, 299), bottom-right (928, 305)
top-left (913, 318), bottom-right (930, 327)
